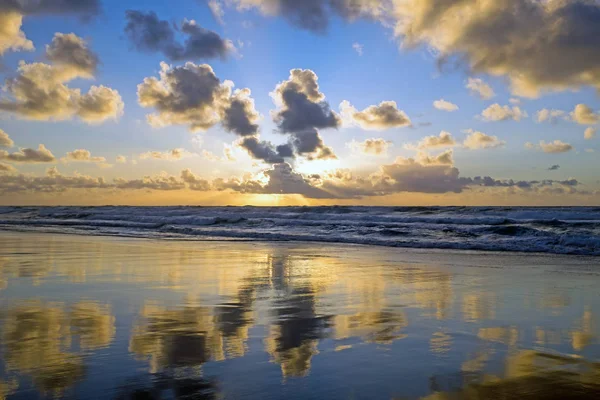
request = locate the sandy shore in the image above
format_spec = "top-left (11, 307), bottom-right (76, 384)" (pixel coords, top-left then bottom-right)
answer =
top-left (0, 231), bottom-right (599, 399)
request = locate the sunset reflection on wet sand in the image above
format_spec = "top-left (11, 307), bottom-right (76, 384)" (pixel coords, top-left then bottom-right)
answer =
top-left (0, 232), bottom-right (599, 399)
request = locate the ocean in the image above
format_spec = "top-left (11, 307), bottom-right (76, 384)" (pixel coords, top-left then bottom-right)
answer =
top-left (0, 206), bottom-right (599, 255)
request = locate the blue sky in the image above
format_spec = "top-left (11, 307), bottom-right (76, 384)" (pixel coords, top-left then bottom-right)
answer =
top-left (0, 0), bottom-right (598, 205)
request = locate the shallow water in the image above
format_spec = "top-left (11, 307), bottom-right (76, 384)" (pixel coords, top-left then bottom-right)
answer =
top-left (0, 232), bottom-right (599, 399)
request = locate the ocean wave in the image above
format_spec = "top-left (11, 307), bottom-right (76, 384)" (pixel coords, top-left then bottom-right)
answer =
top-left (0, 206), bottom-right (598, 256)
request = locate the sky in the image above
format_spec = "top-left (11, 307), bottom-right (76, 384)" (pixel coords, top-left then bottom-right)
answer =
top-left (0, 0), bottom-right (599, 206)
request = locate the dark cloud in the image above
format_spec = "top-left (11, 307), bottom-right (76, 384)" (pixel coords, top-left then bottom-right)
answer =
top-left (548, 165), bottom-right (561, 171)
top-left (222, 89), bottom-right (259, 136)
top-left (273, 70), bottom-right (340, 133)
top-left (124, 10), bottom-right (234, 61)
top-left (395, 0), bottom-right (600, 97)
top-left (217, 162), bottom-right (332, 198)
top-left (227, 0), bottom-right (383, 33)
top-left (0, 0), bottom-right (100, 16)
top-left (46, 32), bottom-right (99, 77)
top-left (229, 1), bottom-right (600, 96)
top-left (0, 0), bottom-right (100, 57)
top-left (138, 62), bottom-right (286, 164)
top-left (138, 62), bottom-right (232, 131)
top-left (271, 69), bottom-right (341, 160)
top-left (239, 137), bottom-right (286, 164)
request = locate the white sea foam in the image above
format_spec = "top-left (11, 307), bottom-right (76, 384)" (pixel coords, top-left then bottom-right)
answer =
top-left (0, 206), bottom-right (598, 255)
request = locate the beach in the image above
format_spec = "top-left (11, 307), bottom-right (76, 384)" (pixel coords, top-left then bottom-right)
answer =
top-left (0, 231), bottom-right (599, 399)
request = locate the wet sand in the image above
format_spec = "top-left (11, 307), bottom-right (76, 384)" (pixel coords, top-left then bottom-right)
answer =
top-left (0, 231), bottom-right (599, 399)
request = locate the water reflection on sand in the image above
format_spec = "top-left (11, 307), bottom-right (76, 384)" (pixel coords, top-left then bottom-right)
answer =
top-left (0, 232), bottom-right (599, 399)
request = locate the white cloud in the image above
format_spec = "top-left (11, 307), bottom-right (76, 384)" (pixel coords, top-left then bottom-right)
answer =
top-left (0, 130), bottom-right (14, 148)
top-left (463, 129), bottom-right (505, 150)
top-left (410, 131), bottom-right (456, 150)
top-left (571, 104), bottom-right (600, 125)
top-left (348, 138), bottom-right (392, 155)
top-left (340, 100), bottom-right (411, 130)
top-left (536, 109), bottom-right (566, 124)
top-left (466, 78), bottom-right (495, 100)
top-left (352, 42), bottom-right (363, 56)
top-left (61, 149), bottom-right (106, 163)
top-left (139, 148), bottom-right (192, 161)
top-left (481, 104), bottom-right (528, 122)
top-left (208, 0), bottom-right (225, 24)
top-left (584, 127), bottom-right (597, 140)
top-left (433, 99), bottom-right (459, 112)
top-left (526, 140), bottom-right (573, 154)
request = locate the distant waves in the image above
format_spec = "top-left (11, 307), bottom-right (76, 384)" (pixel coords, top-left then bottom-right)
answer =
top-left (0, 206), bottom-right (599, 255)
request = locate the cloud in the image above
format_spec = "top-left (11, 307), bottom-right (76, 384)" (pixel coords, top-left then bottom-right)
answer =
top-left (463, 130), bottom-right (505, 150)
top-left (139, 62), bottom-right (235, 130)
top-left (340, 100), bottom-right (411, 130)
top-left (0, 129), bottom-right (14, 147)
top-left (239, 137), bottom-right (289, 164)
top-left (352, 42), bottom-right (363, 56)
top-left (433, 99), bottom-right (458, 112)
top-left (416, 149), bottom-right (454, 165)
top-left (207, 0), bottom-right (225, 24)
top-left (480, 104), bottom-right (528, 122)
top-left (221, 88), bottom-right (260, 136)
top-left (0, 167), bottom-right (109, 193)
top-left (571, 104), bottom-right (600, 125)
top-left (124, 11), bottom-right (235, 61)
top-left (0, 144), bottom-right (55, 163)
top-left (45, 32), bottom-right (98, 78)
top-left (348, 138), bottom-right (392, 155)
top-left (138, 61), bottom-right (288, 163)
top-left (0, 34), bottom-right (123, 123)
top-left (393, 0), bottom-right (600, 98)
top-left (0, 0), bottom-right (100, 57)
top-left (114, 173), bottom-right (187, 191)
top-left (526, 140), bottom-right (574, 154)
top-left (226, 1), bottom-right (600, 98)
top-left (0, 162), bottom-right (16, 173)
top-left (217, 162), bottom-right (332, 198)
top-left (61, 149), bottom-right (105, 163)
top-left (273, 69), bottom-right (340, 133)
top-left (139, 148), bottom-right (190, 161)
top-left (116, 155), bottom-right (127, 163)
top-left (181, 168), bottom-right (211, 191)
top-left (584, 127), bottom-right (597, 140)
top-left (412, 131), bottom-right (456, 149)
top-left (536, 109), bottom-right (566, 124)
top-left (0, 11), bottom-right (33, 56)
top-left (226, 0), bottom-right (385, 34)
top-left (465, 78), bottom-right (495, 100)
top-left (201, 146), bottom-right (236, 162)
top-left (271, 69), bottom-right (340, 159)
top-left (548, 165), bottom-right (560, 171)
top-left (324, 156), bottom-right (470, 196)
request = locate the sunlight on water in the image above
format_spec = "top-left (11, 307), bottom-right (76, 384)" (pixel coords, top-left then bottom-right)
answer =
top-left (0, 232), bottom-right (599, 399)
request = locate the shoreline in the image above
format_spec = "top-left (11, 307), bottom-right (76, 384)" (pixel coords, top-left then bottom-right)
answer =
top-left (1, 230), bottom-right (598, 267)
